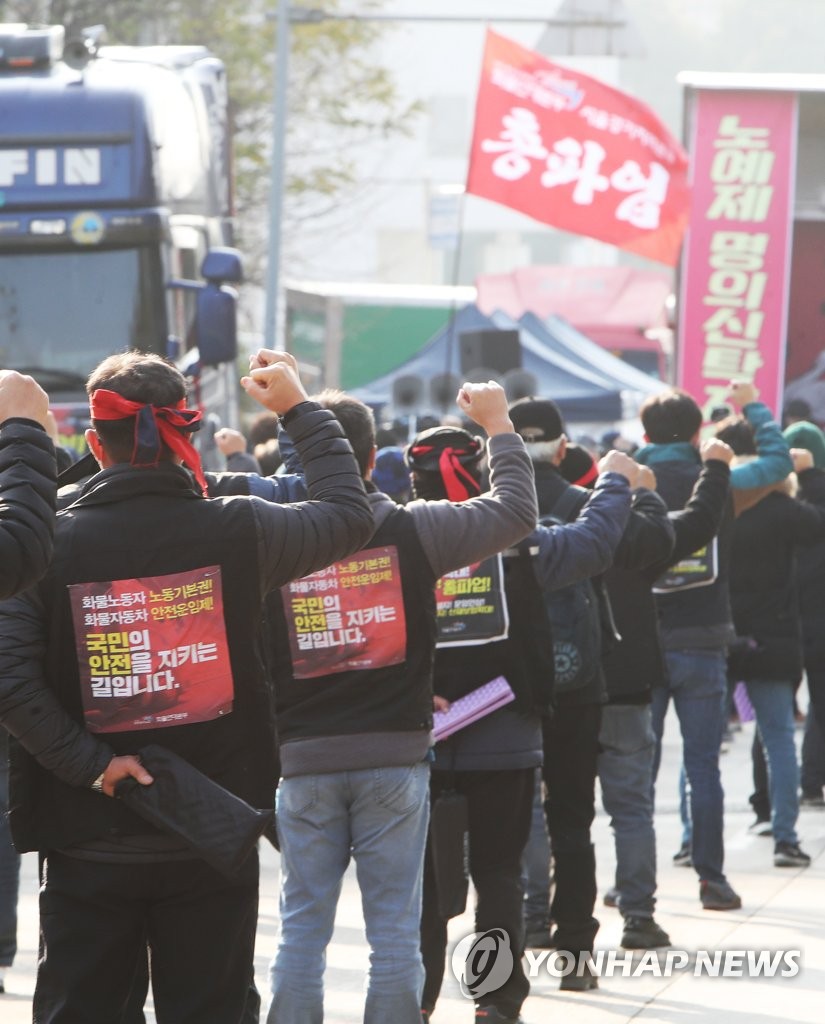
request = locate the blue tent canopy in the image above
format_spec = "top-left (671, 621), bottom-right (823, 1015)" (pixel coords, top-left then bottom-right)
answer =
top-left (351, 303), bottom-right (632, 423)
top-left (515, 311), bottom-right (663, 396)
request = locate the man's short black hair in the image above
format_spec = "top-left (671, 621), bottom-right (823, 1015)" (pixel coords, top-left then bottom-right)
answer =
top-left (314, 389), bottom-right (376, 478)
top-left (87, 352), bottom-right (188, 463)
top-left (640, 388), bottom-right (703, 444)
top-left (714, 414), bottom-right (757, 456)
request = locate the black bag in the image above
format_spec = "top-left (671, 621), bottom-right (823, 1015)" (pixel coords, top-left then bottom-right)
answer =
top-left (114, 744), bottom-right (274, 879)
top-left (539, 489), bottom-right (604, 694)
top-left (429, 789), bottom-right (469, 919)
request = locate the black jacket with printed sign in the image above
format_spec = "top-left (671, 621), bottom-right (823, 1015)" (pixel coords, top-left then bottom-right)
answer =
top-left (0, 402), bottom-right (372, 854)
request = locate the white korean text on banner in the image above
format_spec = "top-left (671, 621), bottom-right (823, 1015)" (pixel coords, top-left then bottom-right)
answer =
top-left (70, 565), bottom-right (233, 733)
top-left (466, 29), bottom-right (690, 265)
top-left (281, 545), bottom-right (407, 679)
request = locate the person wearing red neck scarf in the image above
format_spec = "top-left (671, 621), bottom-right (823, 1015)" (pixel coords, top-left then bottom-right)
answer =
top-left (0, 349), bottom-right (373, 1024)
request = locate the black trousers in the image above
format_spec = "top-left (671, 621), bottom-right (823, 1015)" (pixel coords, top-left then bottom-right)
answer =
top-left (750, 731), bottom-right (771, 821)
top-left (420, 767), bottom-right (534, 1017)
top-left (541, 702), bottom-right (602, 954)
top-left (806, 666), bottom-right (825, 739)
top-left (34, 849), bottom-right (259, 1024)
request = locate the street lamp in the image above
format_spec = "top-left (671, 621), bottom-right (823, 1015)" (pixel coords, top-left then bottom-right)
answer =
top-left (263, 2), bottom-right (633, 350)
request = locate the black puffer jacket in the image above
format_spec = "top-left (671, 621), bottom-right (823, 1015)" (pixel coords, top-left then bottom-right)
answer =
top-left (0, 418), bottom-right (56, 599)
top-left (0, 402), bottom-right (372, 853)
top-left (649, 456), bottom-right (736, 651)
top-left (729, 468), bottom-right (825, 685)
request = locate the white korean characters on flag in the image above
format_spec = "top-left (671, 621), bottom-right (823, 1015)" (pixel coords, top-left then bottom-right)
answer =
top-left (466, 30), bottom-right (691, 266)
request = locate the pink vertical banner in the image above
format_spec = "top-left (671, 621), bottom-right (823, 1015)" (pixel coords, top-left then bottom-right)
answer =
top-left (678, 90), bottom-right (798, 419)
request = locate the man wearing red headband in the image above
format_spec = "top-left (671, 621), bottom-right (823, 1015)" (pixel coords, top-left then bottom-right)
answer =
top-left (0, 350), bottom-right (372, 1024)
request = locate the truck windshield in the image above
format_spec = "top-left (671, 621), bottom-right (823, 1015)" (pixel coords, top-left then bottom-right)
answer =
top-left (0, 248), bottom-right (166, 392)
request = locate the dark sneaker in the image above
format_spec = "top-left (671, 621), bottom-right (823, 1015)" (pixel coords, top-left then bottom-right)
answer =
top-left (559, 965), bottom-right (599, 992)
top-left (774, 841), bottom-right (811, 867)
top-left (748, 817), bottom-right (773, 837)
top-left (672, 841), bottom-right (693, 867)
top-left (700, 879), bottom-right (742, 911)
top-left (621, 916), bottom-right (671, 949)
top-left (603, 886), bottom-right (619, 908)
top-left (475, 1006), bottom-right (524, 1024)
top-left (800, 791), bottom-right (825, 809)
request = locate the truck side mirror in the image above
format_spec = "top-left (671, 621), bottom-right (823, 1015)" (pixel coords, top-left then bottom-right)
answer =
top-left (201, 247), bottom-right (243, 285)
top-left (194, 246), bottom-right (243, 366)
top-left (195, 283), bottom-right (238, 367)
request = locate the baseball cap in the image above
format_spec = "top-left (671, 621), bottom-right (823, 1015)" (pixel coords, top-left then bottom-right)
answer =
top-left (508, 397), bottom-right (565, 443)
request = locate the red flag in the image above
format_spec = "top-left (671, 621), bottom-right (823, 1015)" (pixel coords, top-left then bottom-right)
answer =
top-left (466, 31), bottom-right (690, 266)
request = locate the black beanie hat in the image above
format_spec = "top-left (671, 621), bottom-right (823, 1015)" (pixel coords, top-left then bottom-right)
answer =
top-left (559, 443), bottom-right (599, 488)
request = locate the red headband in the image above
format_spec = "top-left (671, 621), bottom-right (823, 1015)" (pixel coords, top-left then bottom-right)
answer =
top-left (90, 389), bottom-right (208, 496)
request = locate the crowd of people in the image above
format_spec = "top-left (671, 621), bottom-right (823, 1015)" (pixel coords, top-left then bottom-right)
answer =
top-left (0, 354), bottom-right (821, 1024)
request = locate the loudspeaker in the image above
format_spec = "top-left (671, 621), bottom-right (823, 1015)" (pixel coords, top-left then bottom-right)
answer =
top-left (430, 372), bottom-right (460, 409)
top-left (459, 329), bottom-right (521, 376)
top-left (392, 373), bottom-right (424, 410)
top-left (504, 368), bottom-right (539, 403)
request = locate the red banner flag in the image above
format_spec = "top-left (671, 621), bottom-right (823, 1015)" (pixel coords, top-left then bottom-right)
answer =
top-left (466, 30), bottom-right (690, 266)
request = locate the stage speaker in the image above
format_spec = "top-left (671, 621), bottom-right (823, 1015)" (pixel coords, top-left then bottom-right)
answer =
top-left (430, 372), bottom-right (460, 409)
top-left (459, 329), bottom-right (521, 376)
top-left (392, 373), bottom-right (424, 410)
top-left (504, 368), bottom-right (539, 403)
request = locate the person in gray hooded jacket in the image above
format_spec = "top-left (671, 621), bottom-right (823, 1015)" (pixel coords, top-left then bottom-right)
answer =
top-left (411, 426), bottom-right (637, 1024)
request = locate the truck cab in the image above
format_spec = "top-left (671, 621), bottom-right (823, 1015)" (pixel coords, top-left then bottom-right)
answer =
top-left (0, 23), bottom-right (242, 465)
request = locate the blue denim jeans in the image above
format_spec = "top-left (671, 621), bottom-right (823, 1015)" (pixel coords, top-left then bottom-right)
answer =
top-left (0, 729), bottom-right (20, 968)
top-left (651, 650), bottom-right (728, 885)
top-left (268, 762), bottom-right (430, 1024)
top-left (745, 681), bottom-right (800, 845)
top-left (598, 704), bottom-right (658, 918)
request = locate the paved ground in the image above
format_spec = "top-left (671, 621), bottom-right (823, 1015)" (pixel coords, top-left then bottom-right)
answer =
top-left (2, 706), bottom-right (824, 1022)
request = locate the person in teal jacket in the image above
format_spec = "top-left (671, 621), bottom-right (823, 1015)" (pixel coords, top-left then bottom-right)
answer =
top-left (636, 380), bottom-right (793, 491)
top-left (635, 379), bottom-right (791, 911)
